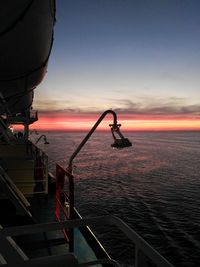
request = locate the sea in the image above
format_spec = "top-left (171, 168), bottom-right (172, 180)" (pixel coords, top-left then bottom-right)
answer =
top-left (35, 130), bottom-right (200, 267)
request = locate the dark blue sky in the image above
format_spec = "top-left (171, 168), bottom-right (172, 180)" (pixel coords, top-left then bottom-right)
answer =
top-left (35, 0), bottom-right (200, 122)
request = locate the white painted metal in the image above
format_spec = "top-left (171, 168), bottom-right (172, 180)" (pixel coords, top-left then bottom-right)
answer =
top-left (0, 215), bottom-right (174, 267)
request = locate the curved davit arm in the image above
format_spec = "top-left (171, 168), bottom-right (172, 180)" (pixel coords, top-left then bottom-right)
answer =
top-left (68, 110), bottom-right (132, 171)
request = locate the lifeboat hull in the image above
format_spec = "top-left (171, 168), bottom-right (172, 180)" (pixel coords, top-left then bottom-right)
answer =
top-left (0, 0), bottom-right (55, 114)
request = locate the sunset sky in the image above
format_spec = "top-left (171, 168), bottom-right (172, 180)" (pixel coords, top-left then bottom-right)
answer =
top-left (33, 0), bottom-right (200, 131)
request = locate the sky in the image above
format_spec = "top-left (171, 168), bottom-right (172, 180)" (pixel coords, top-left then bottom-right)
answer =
top-left (33, 0), bottom-right (200, 131)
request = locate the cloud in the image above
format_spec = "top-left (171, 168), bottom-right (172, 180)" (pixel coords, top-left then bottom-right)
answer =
top-left (112, 97), bottom-right (200, 119)
top-left (33, 96), bottom-right (200, 120)
top-left (33, 99), bottom-right (72, 111)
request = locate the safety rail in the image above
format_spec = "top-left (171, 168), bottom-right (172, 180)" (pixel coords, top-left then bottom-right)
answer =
top-left (6, 110), bottom-right (38, 125)
top-left (53, 164), bottom-right (174, 267)
top-left (55, 164), bottom-right (74, 247)
top-left (55, 164), bottom-right (74, 220)
top-left (23, 143), bottom-right (49, 195)
top-left (0, 165), bottom-right (32, 218)
top-left (32, 144), bottom-right (48, 194)
top-left (0, 142), bottom-right (48, 197)
top-left (0, 215), bottom-right (174, 267)
top-left (0, 164), bottom-right (48, 196)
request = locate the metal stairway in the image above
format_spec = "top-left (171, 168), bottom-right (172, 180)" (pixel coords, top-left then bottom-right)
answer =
top-left (0, 165), bottom-right (33, 220)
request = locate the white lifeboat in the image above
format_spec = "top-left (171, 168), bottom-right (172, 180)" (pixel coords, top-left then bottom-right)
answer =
top-left (0, 0), bottom-right (56, 115)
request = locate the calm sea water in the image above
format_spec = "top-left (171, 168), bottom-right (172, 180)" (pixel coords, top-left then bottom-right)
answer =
top-left (36, 131), bottom-right (200, 267)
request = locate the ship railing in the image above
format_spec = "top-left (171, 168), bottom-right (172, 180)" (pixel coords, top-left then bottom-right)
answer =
top-left (55, 164), bottom-right (74, 243)
top-left (0, 215), bottom-right (173, 267)
top-left (54, 164), bottom-right (173, 267)
top-left (31, 143), bottom-right (49, 195)
top-left (0, 141), bottom-right (48, 197)
top-left (1, 145), bottom-right (49, 196)
top-left (0, 175), bottom-right (48, 197)
top-left (55, 164), bottom-right (74, 220)
top-left (0, 165), bottom-right (33, 218)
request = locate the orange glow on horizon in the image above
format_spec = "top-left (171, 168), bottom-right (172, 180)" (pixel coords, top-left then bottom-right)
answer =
top-left (15, 114), bottom-right (200, 132)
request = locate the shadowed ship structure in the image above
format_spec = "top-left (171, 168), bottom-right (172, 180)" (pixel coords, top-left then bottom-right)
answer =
top-left (0, 1), bottom-right (173, 266)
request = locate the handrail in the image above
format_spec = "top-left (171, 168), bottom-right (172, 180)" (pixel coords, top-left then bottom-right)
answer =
top-left (0, 165), bottom-right (32, 218)
top-left (32, 143), bottom-right (49, 194)
top-left (0, 215), bottom-right (174, 267)
top-left (55, 164), bottom-right (74, 249)
top-left (55, 164), bottom-right (74, 221)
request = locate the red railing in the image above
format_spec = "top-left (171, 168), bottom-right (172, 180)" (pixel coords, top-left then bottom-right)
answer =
top-left (55, 164), bottom-right (74, 249)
